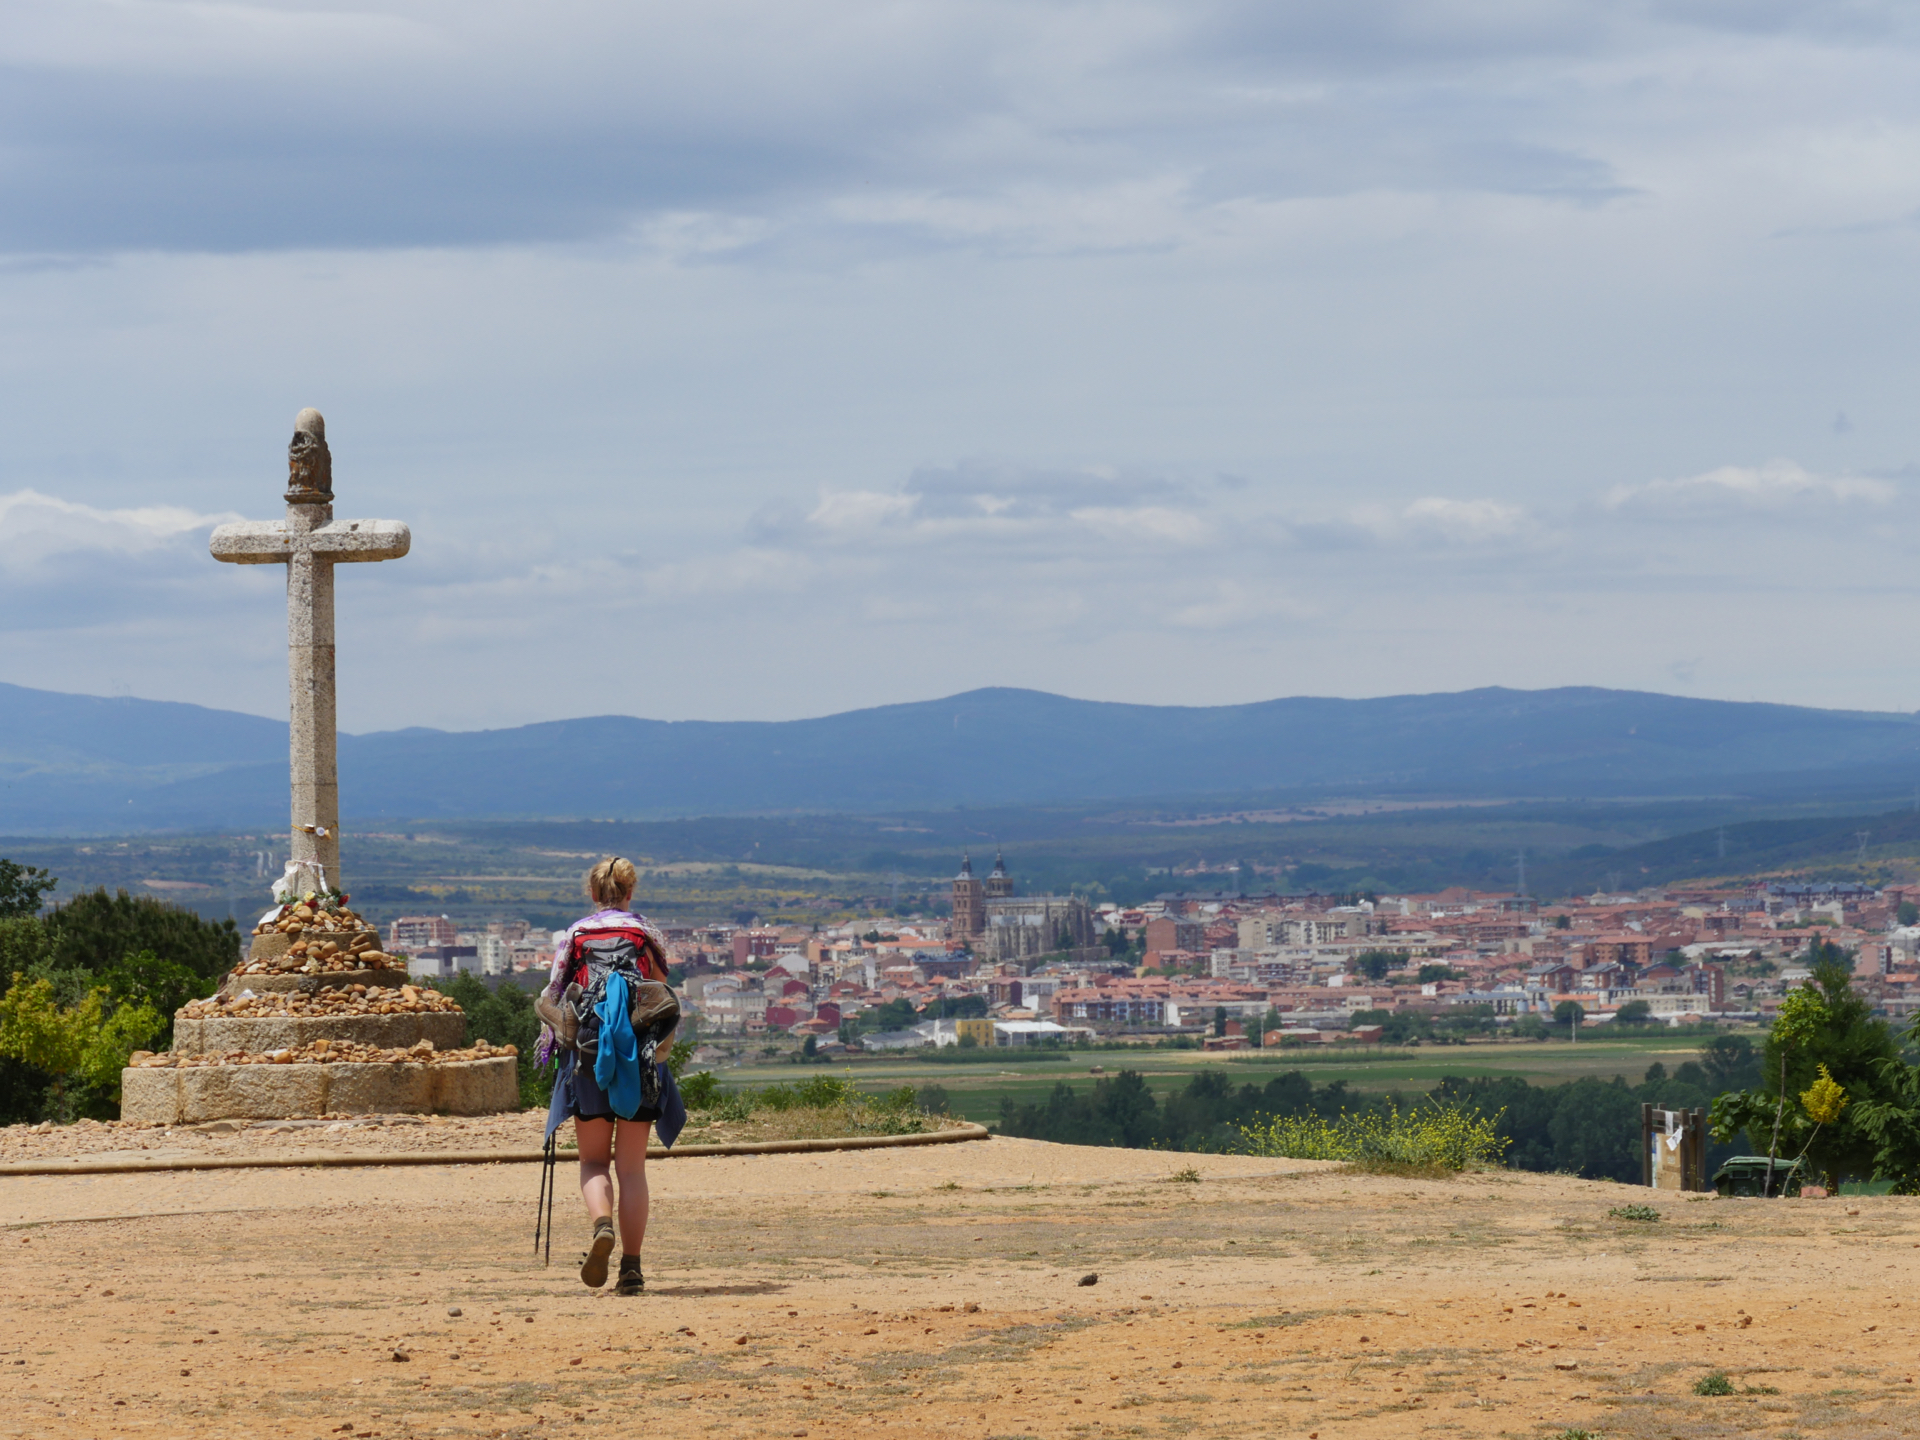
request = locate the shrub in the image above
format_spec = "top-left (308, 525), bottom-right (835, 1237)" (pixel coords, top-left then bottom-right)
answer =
top-left (917, 1082), bottom-right (950, 1115)
top-left (1693, 1372), bottom-right (1735, 1396)
top-left (1608, 1203), bottom-right (1662, 1222)
top-left (678, 1070), bottom-right (720, 1109)
top-left (0, 975), bottom-right (162, 1119)
top-left (1236, 1098), bottom-right (1508, 1172)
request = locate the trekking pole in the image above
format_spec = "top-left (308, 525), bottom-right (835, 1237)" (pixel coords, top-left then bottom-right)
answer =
top-left (534, 1132), bottom-right (557, 1265)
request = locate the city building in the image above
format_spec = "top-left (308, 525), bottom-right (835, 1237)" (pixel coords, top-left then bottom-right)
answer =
top-left (388, 915), bottom-right (457, 953)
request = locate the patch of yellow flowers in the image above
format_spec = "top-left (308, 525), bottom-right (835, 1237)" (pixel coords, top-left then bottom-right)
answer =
top-left (1800, 1064), bottom-right (1847, 1126)
top-left (1236, 1097), bottom-right (1509, 1170)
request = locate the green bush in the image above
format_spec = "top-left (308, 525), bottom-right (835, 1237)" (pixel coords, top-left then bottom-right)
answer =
top-left (679, 1070), bottom-right (720, 1109)
top-left (1608, 1203), bottom-right (1662, 1222)
top-left (431, 975), bottom-right (546, 1107)
top-left (1693, 1372), bottom-right (1734, 1396)
top-left (0, 880), bottom-right (238, 1123)
top-left (0, 975), bottom-right (162, 1120)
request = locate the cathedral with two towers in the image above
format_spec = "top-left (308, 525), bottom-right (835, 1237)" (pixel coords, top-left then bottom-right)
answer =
top-left (951, 851), bottom-right (1096, 964)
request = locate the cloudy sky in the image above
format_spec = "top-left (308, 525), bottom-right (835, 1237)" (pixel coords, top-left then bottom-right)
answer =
top-left (2, 0), bottom-right (1918, 730)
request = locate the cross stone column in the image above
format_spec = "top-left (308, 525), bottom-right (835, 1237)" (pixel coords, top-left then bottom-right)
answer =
top-left (210, 409), bottom-right (409, 894)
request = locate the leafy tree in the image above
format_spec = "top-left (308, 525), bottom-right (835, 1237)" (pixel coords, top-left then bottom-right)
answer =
top-left (1614, 999), bottom-right (1654, 1026)
top-left (1805, 936), bottom-right (1854, 973)
top-left (43, 889), bottom-right (240, 985)
top-left (1354, 950), bottom-right (1399, 983)
top-left (0, 860), bottom-right (56, 920)
top-left (1711, 963), bottom-right (1897, 1188)
top-left (860, 997), bottom-right (920, 1033)
top-left (1416, 964), bottom-right (1459, 985)
top-left (0, 976), bottom-right (162, 1120)
top-left (1553, 1000), bottom-right (1586, 1032)
top-left (96, 951), bottom-right (216, 1050)
top-left (921, 994), bottom-right (988, 1020)
top-left (1213, 1006), bottom-right (1228, 1038)
top-left (801, 1035), bottom-right (818, 1060)
top-left (1700, 1033), bottom-right (1762, 1093)
top-left (1513, 1014), bottom-right (1548, 1040)
top-left (1899, 901), bottom-right (1919, 927)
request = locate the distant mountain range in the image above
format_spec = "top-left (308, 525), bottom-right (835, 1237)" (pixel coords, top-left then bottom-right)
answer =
top-left (4, 680), bottom-right (1920, 834)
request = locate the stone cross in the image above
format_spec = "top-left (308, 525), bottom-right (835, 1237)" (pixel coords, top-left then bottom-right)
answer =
top-left (209, 409), bottom-right (409, 894)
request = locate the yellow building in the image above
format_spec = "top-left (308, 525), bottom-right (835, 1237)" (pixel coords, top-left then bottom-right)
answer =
top-left (954, 1018), bottom-right (996, 1047)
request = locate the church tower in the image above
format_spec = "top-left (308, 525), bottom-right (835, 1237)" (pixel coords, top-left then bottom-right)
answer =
top-left (951, 853), bottom-right (985, 939)
top-left (983, 849), bottom-right (1014, 901)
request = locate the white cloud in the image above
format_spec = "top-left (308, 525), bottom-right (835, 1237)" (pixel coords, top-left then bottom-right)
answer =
top-left (1604, 460), bottom-right (1898, 510)
top-left (1341, 497), bottom-right (1532, 546)
top-left (0, 489), bottom-right (238, 567)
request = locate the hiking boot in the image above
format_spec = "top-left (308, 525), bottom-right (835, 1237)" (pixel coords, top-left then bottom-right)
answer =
top-left (613, 1254), bottom-right (643, 1296)
top-left (580, 1217), bottom-right (616, 1289)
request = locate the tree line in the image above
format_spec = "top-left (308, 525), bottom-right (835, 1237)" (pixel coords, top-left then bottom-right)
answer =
top-left (996, 1033), bottom-right (1766, 1182)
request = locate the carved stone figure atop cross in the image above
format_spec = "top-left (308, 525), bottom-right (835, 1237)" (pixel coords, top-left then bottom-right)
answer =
top-left (210, 409), bottom-right (409, 896)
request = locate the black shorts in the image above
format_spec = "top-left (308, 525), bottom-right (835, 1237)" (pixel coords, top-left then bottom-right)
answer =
top-left (567, 1056), bottom-right (661, 1124)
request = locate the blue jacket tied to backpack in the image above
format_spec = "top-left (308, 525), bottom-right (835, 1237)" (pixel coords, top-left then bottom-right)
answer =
top-left (593, 971), bottom-right (643, 1120)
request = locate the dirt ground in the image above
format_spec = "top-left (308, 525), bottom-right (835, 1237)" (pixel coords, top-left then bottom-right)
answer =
top-left (4, 1125), bottom-right (1920, 1440)
top-left (0, 1107), bottom-right (960, 1166)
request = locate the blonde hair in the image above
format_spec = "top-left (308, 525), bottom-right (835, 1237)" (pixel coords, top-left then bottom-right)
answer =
top-left (587, 856), bottom-right (638, 908)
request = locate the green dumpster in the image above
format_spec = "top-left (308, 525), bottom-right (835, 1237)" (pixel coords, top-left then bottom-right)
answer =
top-left (1712, 1155), bottom-right (1804, 1198)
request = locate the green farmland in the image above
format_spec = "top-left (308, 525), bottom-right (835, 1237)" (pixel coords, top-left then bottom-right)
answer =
top-left (717, 1029), bottom-right (1743, 1125)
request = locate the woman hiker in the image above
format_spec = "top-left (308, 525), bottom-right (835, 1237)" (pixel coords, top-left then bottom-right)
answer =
top-left (535, 856), bottom-right (684, 1295)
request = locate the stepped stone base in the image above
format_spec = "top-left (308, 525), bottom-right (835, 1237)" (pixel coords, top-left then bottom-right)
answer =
top-left (120, 1056), bottom-right (520, 1125)
top-left (172, 1012), bottom-right (468, 1056)
top-left (220, 968), bottom-right (405, 998)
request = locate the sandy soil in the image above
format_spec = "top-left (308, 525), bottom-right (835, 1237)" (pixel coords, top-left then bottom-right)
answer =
top-left (4, 1134), bottom-right (1919, 1440)
top-left (0, 1109), bottom-right (961, 1168)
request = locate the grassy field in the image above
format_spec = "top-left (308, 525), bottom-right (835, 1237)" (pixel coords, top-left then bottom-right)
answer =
top-left (715, 1029), bottom-right (1742, 1124)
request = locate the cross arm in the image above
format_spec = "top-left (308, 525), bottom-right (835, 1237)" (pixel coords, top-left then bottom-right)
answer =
top-left (309, 519), bottom-right (410, 563)
top-left (209, 521), bottom-right (292, 564)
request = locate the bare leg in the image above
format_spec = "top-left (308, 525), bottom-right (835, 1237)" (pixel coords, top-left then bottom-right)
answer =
top-left (613, 1119), bottom-right (652, 1256)
top-left (576, 1118), bottom-right (614, 1221)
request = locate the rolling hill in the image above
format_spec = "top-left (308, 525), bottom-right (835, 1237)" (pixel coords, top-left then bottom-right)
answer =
top-left (5, 680), bottom-right (1920, 834)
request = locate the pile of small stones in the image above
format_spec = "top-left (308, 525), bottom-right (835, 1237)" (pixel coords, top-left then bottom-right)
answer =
top-left (232, 945), bottom-right (405, 975)
top-left (250, 892), bottom-right (375, 938)
top-left (241, 894), bottom-right (405, 973)
top-left (128, 1038), bottom-right (517, 1069)
top-left (179, 983), bottom-right (459, 1019)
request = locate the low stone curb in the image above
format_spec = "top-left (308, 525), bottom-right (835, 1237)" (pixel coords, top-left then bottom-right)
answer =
top-left (0, 1122), bottom-right (991, 1176)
